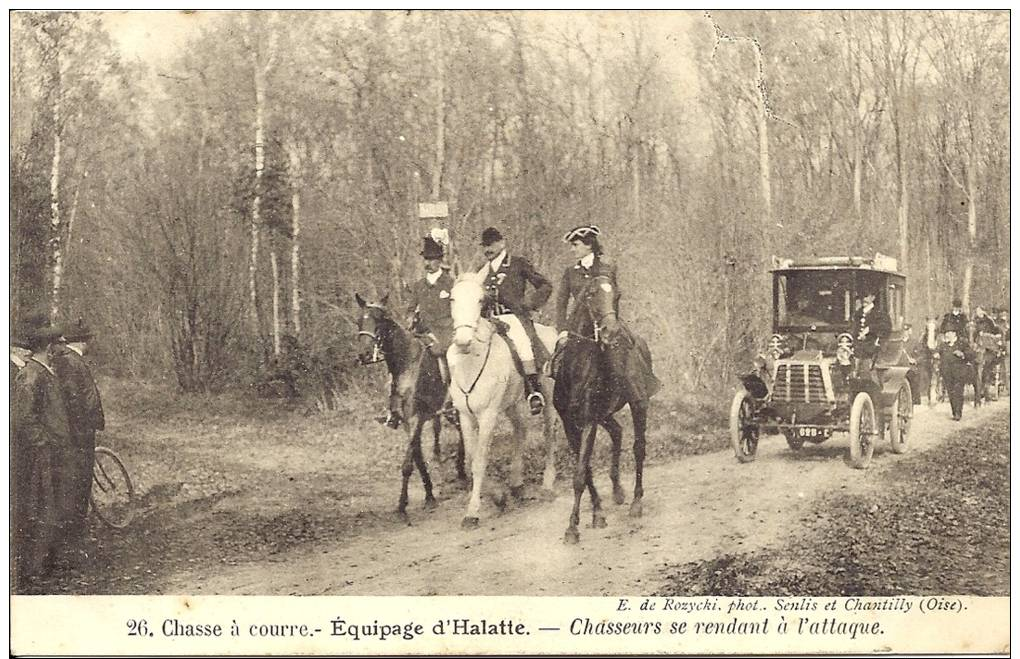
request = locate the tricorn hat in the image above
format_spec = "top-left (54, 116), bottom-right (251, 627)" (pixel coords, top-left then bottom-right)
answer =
top-left (62, 317), bottom-right (93, 342)
top-left (562, 225), bottom-right (601, 243)
top-left (421, 235), bottom-right (444, 260)
top-left (480, 227), bottom-right (504, 246)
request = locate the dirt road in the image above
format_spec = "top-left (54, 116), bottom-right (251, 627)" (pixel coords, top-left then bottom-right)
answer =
top-left (157, 399), bottom-right (1008, 596)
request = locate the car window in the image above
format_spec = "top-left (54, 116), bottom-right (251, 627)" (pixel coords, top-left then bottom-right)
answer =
top-left (776, 271), bottom-right (854, 329)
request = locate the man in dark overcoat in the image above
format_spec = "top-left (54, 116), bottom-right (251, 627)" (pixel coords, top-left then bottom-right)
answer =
top-left (11, 316), bottom-right (70, 588)
top-left (851, 291), bottom-right (892, 361)
top-left (940, 298), bottom-right (969, 341)
top-left (939, 329), bottom-right (976, 421)
top-left (477, 227), bottom-right (554, 414)
top-left (52, 319), bottom-right (105, 553)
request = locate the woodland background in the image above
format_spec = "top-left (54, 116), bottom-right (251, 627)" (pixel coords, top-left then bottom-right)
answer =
top-left (9, 10), bottom-right (1010, 401)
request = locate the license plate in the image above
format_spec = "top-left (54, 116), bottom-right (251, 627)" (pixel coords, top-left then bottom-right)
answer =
top-left (798, 427), bottom-right (819, 438)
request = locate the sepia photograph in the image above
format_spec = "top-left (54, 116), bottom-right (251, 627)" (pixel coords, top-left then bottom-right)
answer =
top-left (8, 7), bottom-right (1010, 653)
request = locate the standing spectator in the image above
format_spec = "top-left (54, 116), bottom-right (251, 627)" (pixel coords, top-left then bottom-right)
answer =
top-left (939, 329), bottom-right (976, 421)
top-left (940, 298), bottom-right (969, 340)
top-left (11, 315), bottom-right (70, 588)
top-left (52, 319), bottom-right (105, 561)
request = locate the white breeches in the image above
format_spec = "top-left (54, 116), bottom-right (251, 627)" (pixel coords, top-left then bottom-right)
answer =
top-left (494, 314), bottom-right (534, 362)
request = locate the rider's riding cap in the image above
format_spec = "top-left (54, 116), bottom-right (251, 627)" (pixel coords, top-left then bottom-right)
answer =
top-left (421, 235), bottom-right (444, 260)
top-left (952, 298), bottom-right (963, 308)
top-left (480, 227), bottom-right (503, 246)
top-left (562, 225), bottom-right (601, 243)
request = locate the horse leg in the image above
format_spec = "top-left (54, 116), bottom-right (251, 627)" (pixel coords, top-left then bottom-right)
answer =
top-left (431, 416), bottom-right (442, 464)
top-left (629, 402), bottom-right (648, 518)
top-left (505, 404), bottom-right (527, 505)
top-left (397, 420), bottom-right (421, 523)
top-left (540, 388), bottom-right (558, 494)
top-left (579, 423), bottom-right (603, 532)
top-left (563, 419), bottom-right (583, 544)
top-left (463, 410), bottom-right (497, 529)
top-left (602, 415), bottom-right (625, 505)
top-left (412, 416), bottom-right (437, 510)
top-left (454, 419), bottom-right (468, 486)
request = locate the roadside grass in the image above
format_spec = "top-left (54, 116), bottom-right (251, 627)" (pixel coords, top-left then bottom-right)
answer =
top-left (655, 410), bottom-right (1010, 596)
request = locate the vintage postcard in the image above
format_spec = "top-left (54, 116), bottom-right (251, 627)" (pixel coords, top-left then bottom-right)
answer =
top-left (8, 8), bottom-right (1010, 655)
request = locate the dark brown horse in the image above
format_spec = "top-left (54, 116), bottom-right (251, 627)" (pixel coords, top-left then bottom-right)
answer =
top-left (552, 275), bottom-right (660, 544)
top-left (355, 293), bottom-right (466, 521)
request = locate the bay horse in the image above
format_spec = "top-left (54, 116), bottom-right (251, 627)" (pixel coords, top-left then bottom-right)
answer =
top-left (447, 273), bottom-right (558, 529)
top-left (553, 274), bottom-right (660, 544)
top-left (355, 293), bottom-right (466, 521)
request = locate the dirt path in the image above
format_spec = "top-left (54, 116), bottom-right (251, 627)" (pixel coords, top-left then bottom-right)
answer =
top-left (158, 399), bottom-right (1008, 596)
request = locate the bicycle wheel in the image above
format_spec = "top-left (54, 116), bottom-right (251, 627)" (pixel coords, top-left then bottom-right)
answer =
top-left (90, 447), bottom-right (135, 529)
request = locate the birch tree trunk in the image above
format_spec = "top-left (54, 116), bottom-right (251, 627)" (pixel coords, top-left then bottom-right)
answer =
top-left (287, 141), bottom-right (302, 336)
top-left (244, 13), bottom-right (277, 339)
top-left (270, 249), bottom-right (281, 355)
top-left (961, 151), bottom-right (977, 310)
top-left (250, 57), bottom-right (266, 333)
top-left (49, 46), bottom-right (63, 320)
top-left (432, 13), bottom-right (445, 202)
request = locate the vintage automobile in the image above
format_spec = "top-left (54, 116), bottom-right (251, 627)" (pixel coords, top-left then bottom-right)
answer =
top-left (729, 254), bottom-right (915, 469)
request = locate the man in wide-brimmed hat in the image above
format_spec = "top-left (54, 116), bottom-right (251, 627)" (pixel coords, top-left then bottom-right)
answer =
top-left (53, 317), bottom-right (105, 554)
top-left (11, 311), bottom-right (71, 588)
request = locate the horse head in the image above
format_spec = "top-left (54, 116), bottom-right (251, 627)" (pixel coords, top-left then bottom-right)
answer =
top-left (449, 272), bottom-right (488, 354)
top-left (354, 292), bottom-right (390, 364)
top-left (581, 275), bottom-right (620, 340)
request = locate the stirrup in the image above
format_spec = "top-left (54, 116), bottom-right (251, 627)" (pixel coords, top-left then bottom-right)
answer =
top-left (527, 391), bottom-right (545, 415)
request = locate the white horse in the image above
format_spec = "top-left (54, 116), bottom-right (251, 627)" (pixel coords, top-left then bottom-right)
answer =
top-left (447, 272), bottom-right (559, 528)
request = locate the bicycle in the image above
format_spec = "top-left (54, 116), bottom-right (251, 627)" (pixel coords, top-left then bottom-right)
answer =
top-left (90, 446), bottom-right (136, 529)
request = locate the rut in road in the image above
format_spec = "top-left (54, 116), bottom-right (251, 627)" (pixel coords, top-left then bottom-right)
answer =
top-left (160, 400), bottom-right (1008, 595)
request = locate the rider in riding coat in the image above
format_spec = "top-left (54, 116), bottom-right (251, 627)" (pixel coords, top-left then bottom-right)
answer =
top-left (973, 306), bottom-right (1000, 335)
top-left (406, 235), bottom-right (455, 387)
top-left (554, 225), bottom-right (620, 342)
top-left (477, 227), bottom-right (553, 415)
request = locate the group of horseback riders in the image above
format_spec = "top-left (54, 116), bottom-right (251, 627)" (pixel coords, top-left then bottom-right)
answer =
top-left (396, 223), bottom-right (624, 426)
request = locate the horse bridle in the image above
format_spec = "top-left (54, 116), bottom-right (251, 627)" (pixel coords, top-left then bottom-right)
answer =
top-left (356, 307), bottom-right (387, 365)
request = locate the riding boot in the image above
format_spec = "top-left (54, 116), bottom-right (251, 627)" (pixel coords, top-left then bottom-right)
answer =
top-left (523, 360), bottom-right (545, 415)
top-left (437, 356), bottom-right (460, 427)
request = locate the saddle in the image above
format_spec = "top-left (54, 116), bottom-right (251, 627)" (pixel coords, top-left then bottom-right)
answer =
top-left (490, 317), bottom-right (529, 379)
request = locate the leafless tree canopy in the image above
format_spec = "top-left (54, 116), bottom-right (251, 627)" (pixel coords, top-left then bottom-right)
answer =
top-left (9, 10), bottom-right (1010, 394)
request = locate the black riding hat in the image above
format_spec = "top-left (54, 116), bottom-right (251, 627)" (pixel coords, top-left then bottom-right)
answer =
top-left (480, 227), bottom-right (504, 246)
top-left (421, 235), bottom-right (444, 260)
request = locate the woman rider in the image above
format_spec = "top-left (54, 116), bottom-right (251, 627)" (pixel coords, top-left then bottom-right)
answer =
top-left (554, 225), bottom-right (620, 347)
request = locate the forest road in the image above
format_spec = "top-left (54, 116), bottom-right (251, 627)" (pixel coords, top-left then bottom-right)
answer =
top-left (159, 399), bottom-right (1008, 595)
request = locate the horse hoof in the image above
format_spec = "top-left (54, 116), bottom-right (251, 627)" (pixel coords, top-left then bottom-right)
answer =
top-left (629, 500), bottom-right (643, 518)
top-left (564, 528), bottom-right (580, 545)
top-left (592, 515), bottom-right (608, 529)
top-left (461, 516), bottom-right (480, 530)
top-left (613, 488), bottom-right (626, 506)
top-left (510, 485), bottom-right (526, 503)
top-left (423, 496), bottom-right (438, 511)
top-left (397, 509), bottom-right (411, 525)
top-left (538, 488), bottom-right (557, 503)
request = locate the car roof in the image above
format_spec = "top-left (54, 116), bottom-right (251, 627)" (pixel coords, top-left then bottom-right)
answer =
top-left (770, 255), bottom-right (904, 277)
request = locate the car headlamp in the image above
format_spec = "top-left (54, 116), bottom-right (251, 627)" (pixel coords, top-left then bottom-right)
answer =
top-left (836, 333), bottom-right (854, 365)
top-left (768, 334), bottom-right (784, 359)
